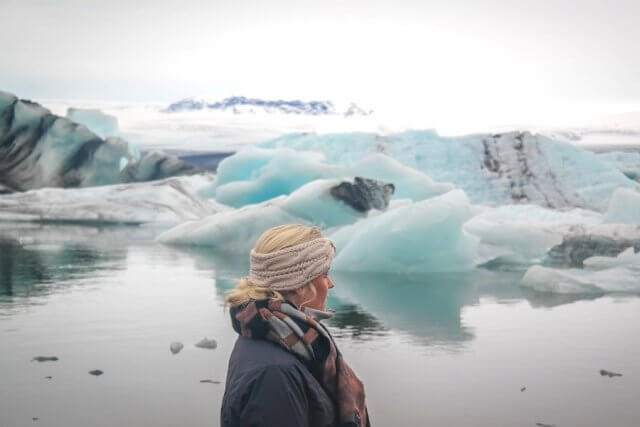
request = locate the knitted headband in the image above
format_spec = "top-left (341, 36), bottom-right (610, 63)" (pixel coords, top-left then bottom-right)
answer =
top-left (249, 237), bottom-right (336, 292)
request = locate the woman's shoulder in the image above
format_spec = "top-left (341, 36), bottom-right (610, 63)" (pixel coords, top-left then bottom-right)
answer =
top-left (229, 336), bottom-right (305, 372)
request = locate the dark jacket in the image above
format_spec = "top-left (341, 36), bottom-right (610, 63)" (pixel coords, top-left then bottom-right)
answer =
top-left (221, 336), bottom-right (337, 427)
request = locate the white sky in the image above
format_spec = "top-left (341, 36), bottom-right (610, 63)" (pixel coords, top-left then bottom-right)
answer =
top-left (2, 0), bottom-right (640, 125)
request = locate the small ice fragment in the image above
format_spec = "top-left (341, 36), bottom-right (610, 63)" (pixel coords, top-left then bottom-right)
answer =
top-left (520, 387), bottom-right (526, 392)
top-left (200, 379), bottom-right (221, 384)
top-left (89, 370), bottom-right (103, 376)
top-left (600, 369), bottom-right (622, 377)
top-left (32, 356), bottom-right (58, 362)
top-left (195, 337), bottom-right (217, 349)
top-left (170, 342), bottom-right (184, 354)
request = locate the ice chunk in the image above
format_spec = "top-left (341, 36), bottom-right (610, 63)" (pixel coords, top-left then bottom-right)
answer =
top-left (603, 188), bottom-right (640, 224)
top-left (158, 178), bottom-right (376, 250)
top-left (0, 176), bottom-right (221, 225)
top-left (597, 151), bottom-right (640, 182)
top-left (66, 107), bottom-right (119, 138)
top-left (583, 247), bottom-right (639, 269)
top-left (521, 263), bottom-right (640, 294)
top-left (330, 190), bottom-right (479, 273)
top-left (210, 147), bottom-right (453, 207)
top-left (0, 91), bottom-right (199, 192)
top-left (464, 205), bottom-right (602, 266)
top-left (260, 130), bottom-right (639, 211)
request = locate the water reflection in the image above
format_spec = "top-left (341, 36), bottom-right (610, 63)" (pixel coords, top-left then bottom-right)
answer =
top-left (0, 224), bottom-right (627, 350)
top-left (0, 225), bottom-right (130, 311)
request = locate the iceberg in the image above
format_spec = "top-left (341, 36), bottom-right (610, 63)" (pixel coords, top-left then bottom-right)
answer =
top-left (0, 176), bottom-right (221, 225)
top-left (157, 177), bottom-right (393, 251)
top-left (66, 107), bottom-right (119, 139)
top-left (330, 190), bottom-right (479, 273)
top-left (597, 151), bottom-right (640, 182)
top-left (464, 204), bottom-right (603, 266)
top-left (0, 91), bottom-right (200, 192)
top-left (159, 186), bottom-right (479, 273)
top-left (209, 146), bottom-right (453, 207)
top-left (603, 188), bottom-right (640, 224)
top-left (259, 130), bottom-right (639, 211)
top-left (521, 247), bottom-right (640, 294)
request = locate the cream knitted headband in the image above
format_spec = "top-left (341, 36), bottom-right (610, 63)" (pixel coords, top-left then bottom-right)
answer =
top-left (249, 237), bottom-right (336, 292)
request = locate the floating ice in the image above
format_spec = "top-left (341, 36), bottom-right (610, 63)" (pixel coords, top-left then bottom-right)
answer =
top-left (210, 147), bottom-right (453, 207)
top-left (521, 246), bottom-right (640, 294)
top-left (259, 130), bottom-right (639, 211)
top-left (158, 178), bottom-right (380, 251)
top-left (464, 204), bottom-right (603, 266)
top-left (597, 151), bottom-right (640, 182)
top-left (603, 188), bottom-right (640, 224)
top-left (330, 190), bottom-right (479, 273)
top-left (0, 91), bottom-right (199, 192)
top-left (0, 176), bottom-right (221, 225)
top-left (66, 107), bottom-right (119, 138)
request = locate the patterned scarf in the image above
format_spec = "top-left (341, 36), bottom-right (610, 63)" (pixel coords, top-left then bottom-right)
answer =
top-left (231, 299), bottom-right (369, 427)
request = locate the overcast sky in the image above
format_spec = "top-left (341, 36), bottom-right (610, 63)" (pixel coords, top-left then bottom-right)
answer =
top-left (2, 0), bottom-right (639, 122)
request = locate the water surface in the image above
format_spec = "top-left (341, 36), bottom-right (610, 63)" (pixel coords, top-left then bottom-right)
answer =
top-left (1, 224), bottom-right (638, 426)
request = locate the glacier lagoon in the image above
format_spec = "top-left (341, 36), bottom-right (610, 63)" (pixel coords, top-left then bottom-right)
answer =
top-left (2, 93), bottom-right (640, 426)
top-left (1, 224), bottom-right (639, 427)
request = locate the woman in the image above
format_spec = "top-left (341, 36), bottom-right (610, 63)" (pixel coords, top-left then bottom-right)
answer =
top-left (221, 224), bottom-right (370, 427)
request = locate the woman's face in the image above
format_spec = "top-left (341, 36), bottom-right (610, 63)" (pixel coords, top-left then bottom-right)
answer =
top-left (306, 273), bottom-right (334, 311)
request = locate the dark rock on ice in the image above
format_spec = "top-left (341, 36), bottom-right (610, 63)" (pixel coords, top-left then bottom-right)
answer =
top-left (32, 356), bottom-right (58, 362)
top-left (195, 337), bottom-right (218, 349)
top-left (545, 234), bottom-right (640, 267)
top-left (170, 342), bottom-right (184, 355)
top-left (89, 369), bottom-right (103, 376)
top-left (600, 369), bottom-right (622, 377)
top-left (330, 177), bottom-right (395, 213)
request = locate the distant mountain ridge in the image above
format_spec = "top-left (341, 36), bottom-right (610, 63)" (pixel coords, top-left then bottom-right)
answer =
top-left (164, 96), bottom-right (372, 116)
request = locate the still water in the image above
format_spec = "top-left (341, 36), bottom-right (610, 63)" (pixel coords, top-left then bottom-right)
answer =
top-left (1, 224), bottom-right (639, 427)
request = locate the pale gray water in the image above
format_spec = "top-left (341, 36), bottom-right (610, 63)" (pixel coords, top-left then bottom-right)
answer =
top-left (1, 223), bottom-right (639, 427)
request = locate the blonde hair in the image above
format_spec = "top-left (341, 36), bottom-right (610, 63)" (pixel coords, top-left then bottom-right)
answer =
top-left (225, 224), bottom-right (323, 306)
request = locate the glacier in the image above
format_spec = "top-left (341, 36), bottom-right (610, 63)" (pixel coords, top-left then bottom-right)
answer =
top-left (0, 91), bottom-right (200, 192)
top-left (164, 96), bottom-right (372, 117)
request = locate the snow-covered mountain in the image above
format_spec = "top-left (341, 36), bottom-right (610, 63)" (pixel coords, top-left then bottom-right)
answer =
top-left (164, 96), bottom-right (372, 116)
